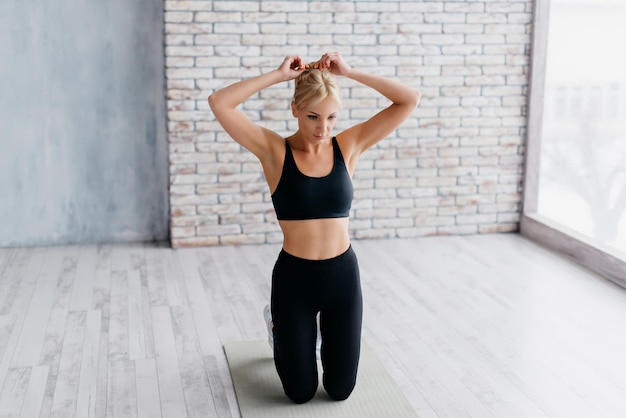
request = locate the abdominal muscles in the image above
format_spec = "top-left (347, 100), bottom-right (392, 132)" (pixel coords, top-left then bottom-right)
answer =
top-left (279, 217), bottom-right (350, 260)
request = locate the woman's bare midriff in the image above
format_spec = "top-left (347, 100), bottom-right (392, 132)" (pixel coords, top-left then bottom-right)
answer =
top-left (279, 217), bottom-right (350, 260)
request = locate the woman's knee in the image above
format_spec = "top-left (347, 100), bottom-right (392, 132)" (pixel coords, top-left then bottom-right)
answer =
top-left (284, 381), bottom-right (318, 404)
top-left (324, 380), bottom-right (356, 401)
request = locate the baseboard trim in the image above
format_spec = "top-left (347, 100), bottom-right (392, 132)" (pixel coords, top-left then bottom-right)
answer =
top-left (520, 213), bottom-right (626, 289)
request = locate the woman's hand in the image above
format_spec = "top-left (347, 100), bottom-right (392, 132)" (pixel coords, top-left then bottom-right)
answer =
top-left (277, 56), bottom-right (308, 81)
top-left (312, 52), bottom-right (352, 77)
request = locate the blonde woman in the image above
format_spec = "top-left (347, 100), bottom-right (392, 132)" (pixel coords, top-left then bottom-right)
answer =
top-left (209, 52), bottom-right (420, 404)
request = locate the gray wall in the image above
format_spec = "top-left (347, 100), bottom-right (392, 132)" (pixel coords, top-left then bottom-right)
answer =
top-left (0, 0), bottom-right (169, 247)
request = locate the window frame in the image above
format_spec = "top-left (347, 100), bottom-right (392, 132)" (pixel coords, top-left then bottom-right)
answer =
top-left (521, 0), bottom-right (626, 288)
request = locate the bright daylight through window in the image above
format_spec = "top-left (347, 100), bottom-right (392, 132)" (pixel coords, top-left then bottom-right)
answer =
top-left (537, 0), bottom-right (626, 256)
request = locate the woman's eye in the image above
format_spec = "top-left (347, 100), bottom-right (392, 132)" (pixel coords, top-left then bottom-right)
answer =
top-left (308, 115), bottom-right (318, 120)
top-left (329, 115), bottom-right (337, 120)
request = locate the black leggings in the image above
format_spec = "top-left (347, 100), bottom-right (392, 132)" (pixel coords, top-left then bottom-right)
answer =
top-left (270, 246), bottom-right (362, 404)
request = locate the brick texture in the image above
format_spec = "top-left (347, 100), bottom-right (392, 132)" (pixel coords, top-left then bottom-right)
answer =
top-left (165, 0), bottom-right (531, 247)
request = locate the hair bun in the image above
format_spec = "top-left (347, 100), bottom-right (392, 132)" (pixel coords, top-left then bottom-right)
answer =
top-left (292, 65), bottom-right (342, 110)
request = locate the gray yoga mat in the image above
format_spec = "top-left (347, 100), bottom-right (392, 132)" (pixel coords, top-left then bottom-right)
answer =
top-left (223, 340), bottom-right (418, 418)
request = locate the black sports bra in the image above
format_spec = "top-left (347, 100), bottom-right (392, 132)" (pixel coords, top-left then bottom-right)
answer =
top-left (271, 137), bottom-right (354, 221)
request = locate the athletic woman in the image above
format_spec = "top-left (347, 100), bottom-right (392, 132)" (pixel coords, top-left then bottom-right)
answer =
top-left (209, 52), bottom-right (420, 404)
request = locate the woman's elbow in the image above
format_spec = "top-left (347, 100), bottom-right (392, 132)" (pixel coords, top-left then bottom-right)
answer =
top-left (208, 93), bottom-right (218, 110)
top-left (411, 88), bottom-right (422, 108)
top-left (209, 91), bottom-right (234, 112)
top-left (399, 89), bottom-right (421, 110)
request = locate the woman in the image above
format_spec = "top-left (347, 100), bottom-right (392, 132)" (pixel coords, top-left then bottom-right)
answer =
top-left (209, 52), bottom-right (420, 404)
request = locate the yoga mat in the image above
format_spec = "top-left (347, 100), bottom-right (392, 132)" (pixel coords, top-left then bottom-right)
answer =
top-left (223, 340), bottom-right (418, 418)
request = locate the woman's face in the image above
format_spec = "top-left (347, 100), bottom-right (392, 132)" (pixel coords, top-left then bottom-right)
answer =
top-left (292, 96), bottom-right (340, 142)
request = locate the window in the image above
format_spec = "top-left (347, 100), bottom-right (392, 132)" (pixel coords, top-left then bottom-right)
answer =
top-left (523, 0), bottom-right (626, 285)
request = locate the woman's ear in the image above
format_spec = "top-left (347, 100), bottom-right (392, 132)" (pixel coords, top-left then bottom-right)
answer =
top-left (290, 101), bottom-right (298, 118)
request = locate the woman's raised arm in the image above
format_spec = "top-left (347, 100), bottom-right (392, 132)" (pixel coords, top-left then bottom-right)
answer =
top-left (316, 52), bottom-right (421, 158)
top-left (208, 56), bottom-right (308, 159)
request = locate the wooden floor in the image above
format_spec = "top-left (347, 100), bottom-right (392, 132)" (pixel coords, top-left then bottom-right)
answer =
top-left (1, 233), bottom-right (626, 418)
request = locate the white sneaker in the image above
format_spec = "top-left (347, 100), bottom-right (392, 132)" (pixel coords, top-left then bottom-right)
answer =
top-left (263, 304), bottom-right (273, 351)
top-left (315, 313), bottom-right (322, 360)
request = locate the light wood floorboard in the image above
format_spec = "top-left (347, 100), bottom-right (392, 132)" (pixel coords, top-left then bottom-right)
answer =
top-left (0, 234), bottom-right (626, 417)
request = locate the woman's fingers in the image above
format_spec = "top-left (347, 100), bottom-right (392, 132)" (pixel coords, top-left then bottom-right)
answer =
top-left (315, 52), bottom-right (344, 71)
top-left (289, 57), bottom-right (301, 70)
top-left (288, 53), bottom-right (346, 73)
top-left (313, 52), bottom-right (349, 75)
top-left (283, 55), bottom-right (313, 72)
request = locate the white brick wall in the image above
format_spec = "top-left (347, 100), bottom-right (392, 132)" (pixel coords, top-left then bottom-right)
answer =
top-left (165, 0), bottom-right (531, 247)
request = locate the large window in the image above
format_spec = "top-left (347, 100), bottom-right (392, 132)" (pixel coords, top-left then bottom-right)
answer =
top-left (539, 0), bottom-right (626, 255)
top-left (523, 0), bottom-right (626, 285)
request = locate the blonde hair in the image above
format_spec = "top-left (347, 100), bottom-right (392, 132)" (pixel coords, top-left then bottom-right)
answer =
top-left (292, 66), bottom-right (342, 110)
